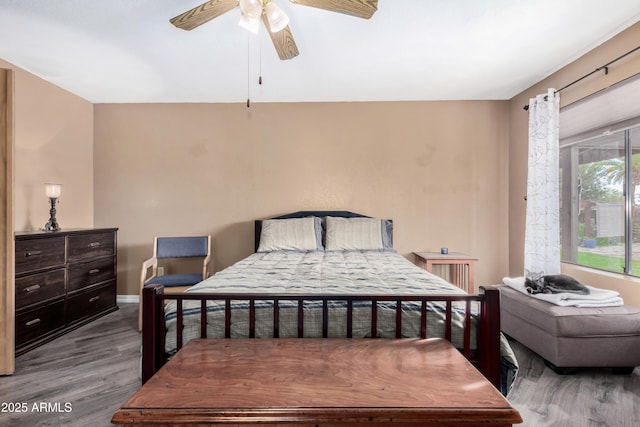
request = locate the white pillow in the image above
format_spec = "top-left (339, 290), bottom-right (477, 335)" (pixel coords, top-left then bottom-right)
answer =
top-left (257, 217), bottom-right (322, 252)
top-left (325, 217), bottom-right (384, 250)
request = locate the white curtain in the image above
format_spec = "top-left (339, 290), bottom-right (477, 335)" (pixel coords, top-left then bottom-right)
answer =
top-left (524, 88), bottom-right (560, 276)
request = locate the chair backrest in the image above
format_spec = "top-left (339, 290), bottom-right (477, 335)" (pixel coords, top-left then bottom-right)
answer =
top-left (155, 236), bottom-right (209, 259)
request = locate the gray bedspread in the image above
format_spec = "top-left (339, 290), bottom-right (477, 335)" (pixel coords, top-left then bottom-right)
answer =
top-left (162, 250), bottom-right (518, 394)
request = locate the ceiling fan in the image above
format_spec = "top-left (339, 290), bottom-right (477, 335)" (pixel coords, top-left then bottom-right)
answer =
top-left (170, 0), bottom-right (379, 60)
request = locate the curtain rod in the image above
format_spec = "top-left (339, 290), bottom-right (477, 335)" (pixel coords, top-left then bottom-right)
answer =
top-left (523, 45), bottom-right (640, 111)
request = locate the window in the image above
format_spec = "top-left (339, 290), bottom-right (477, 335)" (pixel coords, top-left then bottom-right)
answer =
top-left (559, 74), bottom-right (640, 275)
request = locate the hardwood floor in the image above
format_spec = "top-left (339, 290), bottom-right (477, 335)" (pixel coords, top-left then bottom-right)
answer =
top-left (507, 339), bottom-right (640, 427)
top-left (0, 303), bottom-right (638, 426)
top-left (0, 304), bottom-right (140, 427)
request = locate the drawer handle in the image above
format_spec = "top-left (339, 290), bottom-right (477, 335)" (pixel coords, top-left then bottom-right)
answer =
top-left (89, 296), bottom-right (100, 303)
top-left (88, 269), bottom-right (100, 275)
top-left (88, 242), bottom-right (101, 248)
top-left (24, 284), bottom-right (41, 292)
top-left (25, 250), bottom-right (42, 257)
top-left (25, 318), bottom-right (41, 327)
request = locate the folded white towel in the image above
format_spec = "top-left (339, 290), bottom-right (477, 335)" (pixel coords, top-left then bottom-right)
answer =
top-left (502, 277), bottom-right (528, 294)
top-left (501, 277), bottom-right (624, 307)
top-left (534, 286), bottom-right (623, 307)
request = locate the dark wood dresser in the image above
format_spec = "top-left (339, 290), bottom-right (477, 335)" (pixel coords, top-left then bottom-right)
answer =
top-left (14, 228), bottom-right (118, 355)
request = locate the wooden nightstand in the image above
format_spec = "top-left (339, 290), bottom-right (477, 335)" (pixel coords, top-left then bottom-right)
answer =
top-left (414, 252), bottom-right (477, 293)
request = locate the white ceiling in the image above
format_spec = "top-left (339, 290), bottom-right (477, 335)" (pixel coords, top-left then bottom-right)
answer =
top-left (0, 0), bottom-right (639, 104)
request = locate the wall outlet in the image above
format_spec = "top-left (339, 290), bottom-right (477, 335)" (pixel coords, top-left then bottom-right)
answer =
top-left (157, 266), bottom-right (164, 276)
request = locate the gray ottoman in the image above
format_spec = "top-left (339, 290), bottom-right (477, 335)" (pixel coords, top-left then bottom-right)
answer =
top-left (499, 285), bottom-right (640, 373)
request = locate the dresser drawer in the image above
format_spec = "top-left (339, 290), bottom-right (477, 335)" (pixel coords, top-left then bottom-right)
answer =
top-left (15, 269), bottom-right (66, 309)
top-left (68, 257), bottom-right (115, 292)
top-left (67, 281), bottom-right (116, 324)
top-left (15, 236), bottom-right (66, 275)
top-left (68, 232), bottom-right (115, 263)
top-left (16, 300), bottom-right (65, 346)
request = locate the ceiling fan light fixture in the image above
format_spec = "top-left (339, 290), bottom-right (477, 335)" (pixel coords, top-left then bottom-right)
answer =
top-left (239, 0), bottom-right (262, 15)
top-left (264, 2), bottom-right (289, 33)
top-left (238, 0), bottom-right (263, 34)
top-left (238, 14), bottom-right (261, 34)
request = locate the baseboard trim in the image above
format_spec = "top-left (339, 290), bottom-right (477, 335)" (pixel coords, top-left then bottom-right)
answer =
top-left (117, 294), bottom-right (139, 304)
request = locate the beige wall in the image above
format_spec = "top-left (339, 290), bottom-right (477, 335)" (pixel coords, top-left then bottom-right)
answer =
top-left (508, 22), bottom-right (640, 306)
top-left (0, 59), bottom-right (94, 232)
top-left (1, 60), bottom-right (93, 374)
top-left (94, 101), bottom-right (510, 296)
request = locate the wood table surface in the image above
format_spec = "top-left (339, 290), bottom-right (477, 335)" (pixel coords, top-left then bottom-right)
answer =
top-left (112, 338), bottom-right (522, 426)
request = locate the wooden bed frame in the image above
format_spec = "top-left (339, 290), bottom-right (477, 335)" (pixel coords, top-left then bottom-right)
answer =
top-left (141, 285), bottom-right (503, 388)
top-left (140, 211), bottom-right (503, 391)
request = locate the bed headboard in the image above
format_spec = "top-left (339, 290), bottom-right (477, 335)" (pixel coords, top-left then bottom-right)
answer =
top-left (254, 211), bottom-right (391, 252)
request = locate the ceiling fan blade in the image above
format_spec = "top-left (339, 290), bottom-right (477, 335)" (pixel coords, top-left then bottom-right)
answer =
top-left (289, 0), bottom-right (378, 19)
top-left (170, 0), bottom-right (239, 31)
top-left (262, 15), bottom-right (299, 60)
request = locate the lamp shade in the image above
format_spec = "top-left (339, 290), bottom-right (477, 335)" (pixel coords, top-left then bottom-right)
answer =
top-left (238, 14), bottom-right (261, 34)
top-left (264, 2), bottom-right (289, 33)
top-left (239, 0), bottom-right (262, 16)
top-left (45, 183), bottom-right (62, 198)
top-left (238, 0), bottom-right (263, 34)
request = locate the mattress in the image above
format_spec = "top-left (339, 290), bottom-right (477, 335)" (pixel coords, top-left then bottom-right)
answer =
top-left (162, 250), bottom-right (519, 394)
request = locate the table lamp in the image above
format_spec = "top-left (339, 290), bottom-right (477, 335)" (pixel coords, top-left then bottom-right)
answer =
top-left (43, 183), bottom-right (61, 231)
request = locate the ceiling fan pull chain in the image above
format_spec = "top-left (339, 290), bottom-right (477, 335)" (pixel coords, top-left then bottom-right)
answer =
top-left (259, 40), bottom-right (263, 85)
top-left (247, 32), bottom-right (251, 108)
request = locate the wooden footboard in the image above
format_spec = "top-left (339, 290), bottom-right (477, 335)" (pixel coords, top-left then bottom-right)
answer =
top-left (141, 285), bottom-right (502, 389)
